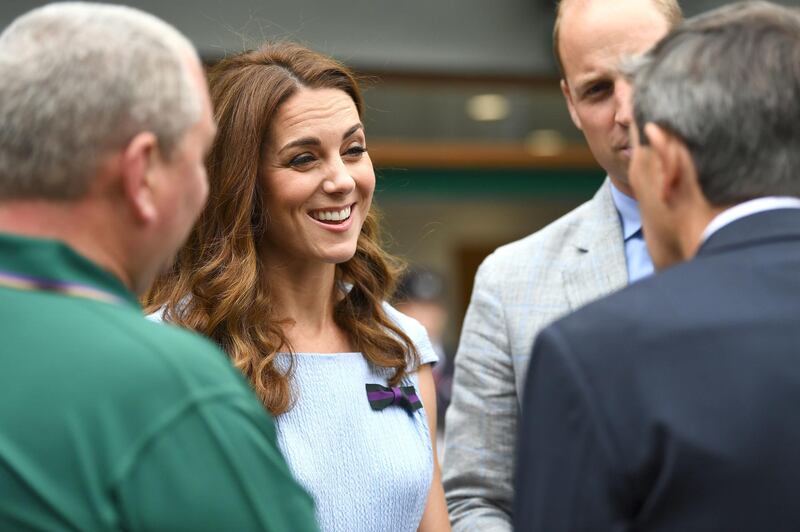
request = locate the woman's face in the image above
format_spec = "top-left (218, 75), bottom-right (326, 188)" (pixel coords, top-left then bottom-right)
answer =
top-left (260, 87), bottom-right (375, 266)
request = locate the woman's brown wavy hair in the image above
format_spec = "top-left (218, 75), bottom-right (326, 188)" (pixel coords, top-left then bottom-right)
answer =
top-left (144, 42), bottom-right (418, 416)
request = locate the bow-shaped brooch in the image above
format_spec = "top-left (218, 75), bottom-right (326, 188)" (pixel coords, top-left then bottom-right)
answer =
top-left (366, 383), bottom-right (423, 414)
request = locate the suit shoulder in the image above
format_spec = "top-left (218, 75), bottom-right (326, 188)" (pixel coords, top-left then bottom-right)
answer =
top-left (477, 195), bottom-right (597, 279)
top-left (545, 261), bottom-right (699, 361)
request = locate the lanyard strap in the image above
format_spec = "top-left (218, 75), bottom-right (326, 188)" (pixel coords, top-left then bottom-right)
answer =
top-left (0, 270), bottom-right (126, 306)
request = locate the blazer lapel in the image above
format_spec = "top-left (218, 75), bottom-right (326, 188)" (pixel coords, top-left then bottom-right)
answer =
top-left (562, 179), bottom-right (629, 311)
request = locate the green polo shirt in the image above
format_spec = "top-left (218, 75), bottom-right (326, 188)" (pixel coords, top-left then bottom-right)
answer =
top-left (0, 232), bottom-right (319, 532)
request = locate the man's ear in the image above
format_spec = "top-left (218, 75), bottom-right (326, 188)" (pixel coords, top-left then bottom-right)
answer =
top-left (644, 123), bottom-right (691, 206)
top-left (560, 79), bottom-right (583, 130)
top-left (120, 132), bottom-right (160, 224)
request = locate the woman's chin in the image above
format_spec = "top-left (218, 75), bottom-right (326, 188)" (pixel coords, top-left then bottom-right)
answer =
top-left (318, 245), bottom-right (359, 265)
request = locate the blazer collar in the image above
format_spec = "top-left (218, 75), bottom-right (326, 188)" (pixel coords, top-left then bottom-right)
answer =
top-left (563, 178), bottom-right (629, 310)
top-left (698, 208), bottom-right (800, 257)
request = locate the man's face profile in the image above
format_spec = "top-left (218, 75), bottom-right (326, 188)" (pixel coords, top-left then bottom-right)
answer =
top-left (148, 59), bottom-right (216, 280)
top-left (628, 119), bottom-right (687, 270)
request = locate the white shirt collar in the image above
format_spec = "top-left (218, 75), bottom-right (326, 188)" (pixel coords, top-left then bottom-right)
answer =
top-left (701, 196), bottom-right (800, 243)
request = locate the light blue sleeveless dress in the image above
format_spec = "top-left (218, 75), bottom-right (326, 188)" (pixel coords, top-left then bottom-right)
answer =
top-left (149, 302), bottom-right (437, 531)
top-left (273, 303), bottom-right (438, 532)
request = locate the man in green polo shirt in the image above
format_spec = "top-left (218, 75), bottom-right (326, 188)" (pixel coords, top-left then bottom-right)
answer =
top-left (0, 4), bottom-right (318, 531)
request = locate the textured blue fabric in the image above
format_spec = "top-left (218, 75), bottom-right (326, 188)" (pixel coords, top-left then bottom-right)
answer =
top-left (274, 303), bottom-right (438, 532)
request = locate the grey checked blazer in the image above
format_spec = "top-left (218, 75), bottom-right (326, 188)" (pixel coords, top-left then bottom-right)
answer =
top-left (442, 179), bottom-right (629, 531)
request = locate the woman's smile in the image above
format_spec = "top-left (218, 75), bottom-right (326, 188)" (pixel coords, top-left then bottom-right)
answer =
top-left (307, 203), bottom-right (356, 232)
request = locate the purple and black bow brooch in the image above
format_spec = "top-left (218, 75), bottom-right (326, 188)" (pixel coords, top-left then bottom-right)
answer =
top-left (366, 383), bottom-right (423, 414)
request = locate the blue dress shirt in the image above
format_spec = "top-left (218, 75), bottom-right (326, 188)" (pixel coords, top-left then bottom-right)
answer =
top-left (609, 182), bottom-right (654, 283)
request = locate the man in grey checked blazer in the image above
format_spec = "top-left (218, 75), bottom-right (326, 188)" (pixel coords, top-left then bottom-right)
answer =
top-left (442, 0), bottom-right (682, 529)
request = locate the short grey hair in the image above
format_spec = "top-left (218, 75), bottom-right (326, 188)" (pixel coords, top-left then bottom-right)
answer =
top-left (626, 1), bottom-right (800, 205)
top-left (0, 2), bottom-right (202, 200)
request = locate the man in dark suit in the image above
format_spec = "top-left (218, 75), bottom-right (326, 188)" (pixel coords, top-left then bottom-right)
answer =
top-left (514, 2), bottom-right (800, 531)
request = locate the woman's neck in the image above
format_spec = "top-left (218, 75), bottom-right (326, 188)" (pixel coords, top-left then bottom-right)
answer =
top-left (262, 256), bottom-right (352, 353)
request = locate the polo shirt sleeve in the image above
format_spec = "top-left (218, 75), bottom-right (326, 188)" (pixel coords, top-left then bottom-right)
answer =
top-left (113, 391), bottom-right (319, 532)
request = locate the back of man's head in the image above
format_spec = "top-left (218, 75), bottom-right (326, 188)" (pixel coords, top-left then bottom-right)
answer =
top-left (0, 2), bottom-right (202, 201)
top-left (629, 1), bottom-right (800, 205)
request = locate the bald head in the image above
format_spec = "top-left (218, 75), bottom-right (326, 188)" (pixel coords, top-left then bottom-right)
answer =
top-left (554, 0), bottom-right (682, 77)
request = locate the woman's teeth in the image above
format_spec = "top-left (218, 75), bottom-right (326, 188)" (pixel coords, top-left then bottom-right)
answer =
top-left (310, 205), bottom-right (351, 223)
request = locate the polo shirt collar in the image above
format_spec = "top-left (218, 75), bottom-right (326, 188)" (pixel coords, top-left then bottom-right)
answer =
top-left (0, 232), bottom-right (140, 309)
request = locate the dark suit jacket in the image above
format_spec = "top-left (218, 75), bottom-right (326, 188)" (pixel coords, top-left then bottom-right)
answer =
top-left (514, 208), bottom-right (800, 532)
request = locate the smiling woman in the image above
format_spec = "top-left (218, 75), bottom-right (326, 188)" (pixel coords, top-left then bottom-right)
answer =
top-left (144, 42), bottom-right (450, 532)
top-left (261, 87), bottom-right (375, 267)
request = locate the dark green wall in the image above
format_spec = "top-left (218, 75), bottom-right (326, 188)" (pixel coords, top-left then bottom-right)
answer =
top-left (374, 168), bottom-right (606, 200)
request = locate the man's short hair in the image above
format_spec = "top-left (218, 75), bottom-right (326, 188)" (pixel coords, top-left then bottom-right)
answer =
top-left (553, 0), bottom-right (683, 78)
top-left (627, 1), bottom-right (800, 205)
top-left (0, 2), bottom-right (202, 200)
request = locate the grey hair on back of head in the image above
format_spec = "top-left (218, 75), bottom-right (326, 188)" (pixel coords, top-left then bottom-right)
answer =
top-left (625, 1), bottom-right (800, 206)
top-left (0, 2), bottom-right (202, 200)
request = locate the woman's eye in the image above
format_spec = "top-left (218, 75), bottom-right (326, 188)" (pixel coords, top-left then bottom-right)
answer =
top-left (289, 153), bottom-right (316, 167)
top-left (344, 145), bottom-right (367, 157)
